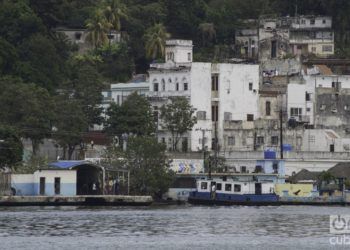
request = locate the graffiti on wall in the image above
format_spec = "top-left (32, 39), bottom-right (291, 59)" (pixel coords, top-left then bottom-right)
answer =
top-left (169, 159), bottom-right (204, 174)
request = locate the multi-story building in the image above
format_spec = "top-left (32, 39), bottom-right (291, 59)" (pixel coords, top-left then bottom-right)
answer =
top-left (148, 40), bottom-right (260, 152)
top-left (235, 15), bottom-right (334, 62)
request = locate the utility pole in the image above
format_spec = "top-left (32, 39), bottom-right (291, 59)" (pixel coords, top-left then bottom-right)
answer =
top-left (280, 109), bottom-right (283, 159)
top-left (196, 128), bottom-right (211, 177)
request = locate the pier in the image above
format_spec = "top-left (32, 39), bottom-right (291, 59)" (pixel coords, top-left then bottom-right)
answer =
top-left (0, 195), bottom-right (153, 206)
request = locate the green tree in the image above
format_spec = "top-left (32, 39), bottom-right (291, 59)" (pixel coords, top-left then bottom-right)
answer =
top-left (96, 42), bottom-right (135, 81)
top-left (86, 9), bottom-right (111, 49)
top-left (160, 97), bottom-right (197, 151)
top-left (0, 77), bottom-right (55, 156)
top-left (125, 136), bottom-right (175, 199)
top-left (52, 95), bottom-right (88, 160)
top-left (65, 58), bottom-right (104, 126)
top-left (103, 0), bottom-right (128, 32)
top-left (198, 22), bottom-right (216, 46)
top-left (0, 126), bottom-right (23, 170)
top-left (144, 23), bottom-right (170, 60)
top-left (104, 92), bottom-right (155, 138)
top-left (16, 34), bottom-right (67, 92)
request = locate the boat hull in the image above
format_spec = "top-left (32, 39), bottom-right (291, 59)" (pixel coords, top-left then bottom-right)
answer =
top-left (188, 191), bottom-right (279, 206)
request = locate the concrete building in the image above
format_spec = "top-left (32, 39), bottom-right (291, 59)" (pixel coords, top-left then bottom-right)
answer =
top-left (148, 40), bottom-right (260, 152)
top-left (56, 27), bottom-right (121, 54)
top-left (12, 170), bottom-right (76, 196)
top-left (287, 72), bottom-right (350, 127)
top-left (235, 15), bottom-right (334, 61)
top-left (289, 16), bottom-right (334, 57)
top-left (11, 161), bottom-right (104, 196)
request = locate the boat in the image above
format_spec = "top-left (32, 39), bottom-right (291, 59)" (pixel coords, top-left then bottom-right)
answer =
top-left (188, 178), bottom-right (279, 206)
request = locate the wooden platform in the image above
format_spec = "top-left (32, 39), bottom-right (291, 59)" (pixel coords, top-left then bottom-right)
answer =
top-left (0, 195), bottom-right (153, 206)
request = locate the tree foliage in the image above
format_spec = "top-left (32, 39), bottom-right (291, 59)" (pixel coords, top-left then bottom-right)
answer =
top-left (160, 97), bottom-right (197, 151)
top-left (144, 23), bottom-right (169, 60)
top-left (104, 92), bottom-right (155, 138)
top-left (0, 77), bottom-right (55, 156)
top-left (125, 136), bottom-right (175, 198)
top-left (0, 126), bottom-right (23, 170)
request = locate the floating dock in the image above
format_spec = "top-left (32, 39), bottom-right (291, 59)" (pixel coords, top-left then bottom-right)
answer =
top-left (0, 195), bottom-right (153, 206)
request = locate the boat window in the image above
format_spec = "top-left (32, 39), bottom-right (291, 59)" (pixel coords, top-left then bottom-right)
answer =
top-left (201, 182), bottom-right (208, 190)
top-left (225, 184), bottom-right (232, 191)
top-left (216, 183), bottom-right (222, 191)
top-left (234, 184), bottom-right (241, 192)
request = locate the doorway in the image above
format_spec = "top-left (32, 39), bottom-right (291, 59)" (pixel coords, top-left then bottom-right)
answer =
top-left (54, 177), bottom-right (61, 195)
top-left (39, 177), bottom-right (45, 195)
top-left (255, 183), bottom-right (262, 195)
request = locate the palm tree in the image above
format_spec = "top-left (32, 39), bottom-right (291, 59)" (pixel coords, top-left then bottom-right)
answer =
top-left (103, 0), bottom-right (128, 32)
top-left (198, 23), bottom-right (216, 46)
top-left (86, 10), bottom-right (111, 49)
top-left (144, 23), bottom-right (170, 60)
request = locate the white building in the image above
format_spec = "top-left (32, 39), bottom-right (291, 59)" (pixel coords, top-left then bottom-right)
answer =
top-left (148, 40), bottom-right (260, 152)
top-left (287, 71), bottom-right (350, 125)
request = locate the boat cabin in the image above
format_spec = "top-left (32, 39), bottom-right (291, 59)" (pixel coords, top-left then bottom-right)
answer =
top-left (197, 179), bottom-right (275, 195)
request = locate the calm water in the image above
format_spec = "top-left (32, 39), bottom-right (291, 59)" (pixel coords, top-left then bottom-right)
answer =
top-left (0, 205), bottom-right (348, 249)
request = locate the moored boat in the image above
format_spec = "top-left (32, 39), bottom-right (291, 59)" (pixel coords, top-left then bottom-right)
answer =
top-left (188, 178), bottom-right (279, 206)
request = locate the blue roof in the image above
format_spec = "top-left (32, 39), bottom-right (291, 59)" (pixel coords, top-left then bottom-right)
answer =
top-left (48, 161), bottom-right (91, 169)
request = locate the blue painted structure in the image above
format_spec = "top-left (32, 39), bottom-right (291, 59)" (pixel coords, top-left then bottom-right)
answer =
top-left (11, 161), bottom-right (104, 196)
top-left (256, 159), bottom-right (285, 178)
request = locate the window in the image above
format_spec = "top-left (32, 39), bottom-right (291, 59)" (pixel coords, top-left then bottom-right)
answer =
top-left (228, 136), bottom-right (235, 146)
top-left (305, 92), bottom-right (311, 101)
top-left (322, 45), bottom-right (332, 52)
top-left (310, 19), bottom-right (315, 25)
top-left (154, 82), bottom-right (159, 92)
top-left (271, 136), bottom-right (279, 145)
top-left (197, 111), bottom-right (206, 120)
top-left (266, 101), bottom-right (271, 116)
top-left (188, 52), bottom-right (191, 61)
top-left (211, 74), bottom-right (219, 91)
top-left (247, 114), bottom-right (254, 121)
top-left (201, 182), bottom-right (208, 190)
top-left (290, 108), bottom-right (302, 117)
top-left (212, 105), bottom-right (218, 121)
top-left (224, 112), bottom-right (232, 121)
top-left (161, 79), bottom-right (165, 91)
top-left (216, 183), bottom-right (222, 191)
top-left (225, 184), bottom-right (232, 191)
top-left (241, 166), bottom-right (247, 173)
top-left (311, 47), bottom-right (316, 53)
top-left (308, 135), bottom-right (316, 144)
top-left (257, 136), bottom-right (264, 145)
top-left (176, 82), bottom-right (179, 91)
top-left (323, 19), bottom-right (326, 24)
top-left (306, 107), bottom-right (311, 112)
top-left (75, 32), bottom-right (82, 40)
top-left (273, 163), bottom-right (278, 173)
top-left (249, 82), bottom-right (253, 91)
top-left (301, 19), bottom-right (306, 24)
top-left (161, 137), bottom-right (166, 144)
top-left (54, 177), bottom-right (61, 195)
top-left (234, 184), bottom-right (241, 192)
top-left (184, 82), bottom-right (188, 91)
